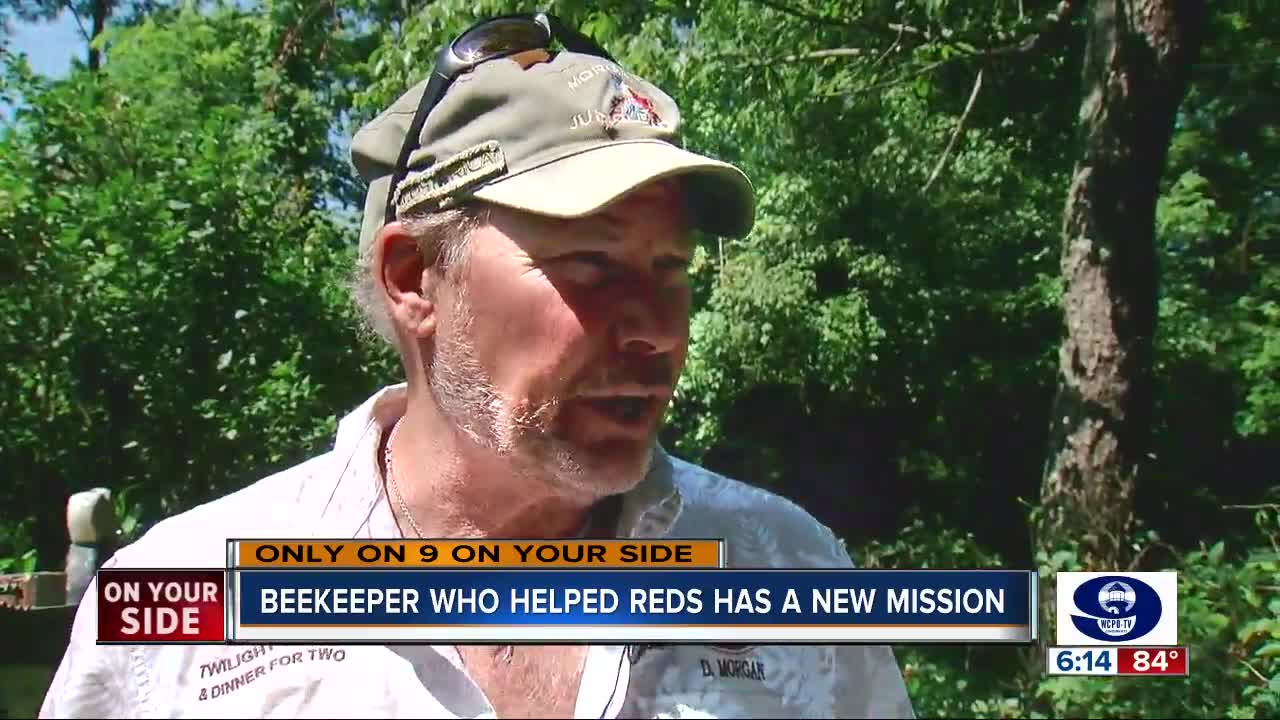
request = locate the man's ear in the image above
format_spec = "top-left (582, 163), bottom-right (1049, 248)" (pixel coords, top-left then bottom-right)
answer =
top-left (377, 221), bottom-right (436, 339)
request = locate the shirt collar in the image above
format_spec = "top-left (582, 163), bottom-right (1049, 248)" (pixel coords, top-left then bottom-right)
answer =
top-left (313, 384), bottom-right (683, 539)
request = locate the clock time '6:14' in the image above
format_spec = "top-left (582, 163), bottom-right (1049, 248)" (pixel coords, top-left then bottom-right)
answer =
top-left (1054, 648), bottom-right (1113, 674)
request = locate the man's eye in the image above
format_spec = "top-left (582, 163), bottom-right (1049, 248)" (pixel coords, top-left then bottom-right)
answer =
top-left (564, 252), bottom-right (611, 268)
top-left (554, 252), bottom-right (614, 284)
top-left (656, 256), bottom-right (691, 273)
top-left (550, 253), bottom-right (690, 287)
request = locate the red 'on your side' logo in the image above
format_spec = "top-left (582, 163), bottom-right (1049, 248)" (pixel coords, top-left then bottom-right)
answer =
top-left (97, 569), bottom-right (226, 643)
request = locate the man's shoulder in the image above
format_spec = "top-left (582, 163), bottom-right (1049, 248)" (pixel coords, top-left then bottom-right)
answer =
top-left (665, 455), bottom-right (853, 568)
top-left (110, 451), bottom-right (338, 568)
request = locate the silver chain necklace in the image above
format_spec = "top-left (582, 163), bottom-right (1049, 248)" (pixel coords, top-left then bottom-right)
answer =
top-left (382, 418), bottom-right (594, 540)
top-left (383, 417), bottom-right (591, 668)
top-left (384, 419), bottom-right (428, 539)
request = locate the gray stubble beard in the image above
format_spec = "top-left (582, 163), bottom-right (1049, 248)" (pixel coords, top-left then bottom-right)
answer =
top-left (427, 282), bottom-right (612, 494)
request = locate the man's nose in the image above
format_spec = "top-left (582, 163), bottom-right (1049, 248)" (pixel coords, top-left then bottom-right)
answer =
top-left (613, 287), bottom-right (684, 356)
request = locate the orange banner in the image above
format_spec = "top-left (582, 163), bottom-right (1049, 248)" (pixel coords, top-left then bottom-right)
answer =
top-left (233, 539), bottom-right (722, 568)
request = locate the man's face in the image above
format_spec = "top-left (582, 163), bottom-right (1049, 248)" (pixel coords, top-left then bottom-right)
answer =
top-left (428, 180), bottom-right (692, 496)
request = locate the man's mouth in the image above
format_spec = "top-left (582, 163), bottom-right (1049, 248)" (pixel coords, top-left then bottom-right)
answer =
top-left (577, 391), bottom-right (666, 430)
top-left (588, 396), bottom-right (651, 421)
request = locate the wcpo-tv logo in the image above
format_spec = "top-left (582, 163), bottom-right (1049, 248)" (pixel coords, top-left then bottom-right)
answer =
top-left (1056, 572), bottom-right (1178, 646)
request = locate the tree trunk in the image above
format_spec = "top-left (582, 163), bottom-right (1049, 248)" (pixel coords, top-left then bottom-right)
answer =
top-left (32, 457), bottom-right (68, 572)
top-left (1034, 0), bottom-right (1204, 643)
top-left (88, 0), bottom-right (111, 72)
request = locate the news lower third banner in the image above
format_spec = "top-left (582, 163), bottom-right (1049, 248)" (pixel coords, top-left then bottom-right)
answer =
top-left (95, 541), bottom-right (1036, 645)
top-left (228, 569), bottom-right (1034, 644)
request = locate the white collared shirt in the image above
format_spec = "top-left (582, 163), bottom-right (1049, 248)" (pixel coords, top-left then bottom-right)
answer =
top-left (40, 385), bottom-right (914, 718)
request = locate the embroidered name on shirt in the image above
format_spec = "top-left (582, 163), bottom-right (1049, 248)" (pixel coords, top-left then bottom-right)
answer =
top-left (700, 657), bottom-right (768, 683)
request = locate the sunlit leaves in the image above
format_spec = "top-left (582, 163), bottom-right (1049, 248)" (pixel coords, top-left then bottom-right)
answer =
top-left (0, 2), bottom-right (395, 562)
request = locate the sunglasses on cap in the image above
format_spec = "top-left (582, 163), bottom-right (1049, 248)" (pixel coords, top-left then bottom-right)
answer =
top-left (383, 12), bottom-right (616, 224)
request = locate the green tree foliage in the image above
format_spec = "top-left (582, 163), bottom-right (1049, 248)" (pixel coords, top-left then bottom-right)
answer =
top-left (0, 0), bottom-right (164, 70)
top-left (0, 1), bottom-right (397, 568)
top-left (865, 505), bottom-right (1280, 717)
top-left (1142, 1), bottom-right (1280, 547)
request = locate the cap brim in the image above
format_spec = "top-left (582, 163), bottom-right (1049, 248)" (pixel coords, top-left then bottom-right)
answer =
top-left (469, 140), bottom-right (754, 238)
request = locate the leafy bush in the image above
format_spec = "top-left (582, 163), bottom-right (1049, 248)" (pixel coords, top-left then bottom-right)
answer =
top-left (0, 8), bottom-right (395, 566)
top-left (850, 508), bottom-right (1280, 718)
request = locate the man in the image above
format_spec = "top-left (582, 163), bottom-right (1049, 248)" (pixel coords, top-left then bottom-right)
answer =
top-left (41, 13), bottom-right (913, 719)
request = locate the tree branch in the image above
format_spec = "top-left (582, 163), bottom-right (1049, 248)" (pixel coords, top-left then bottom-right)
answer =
top-left (750, 0), bottom-right (1079, 70)
top-left (967, 0), bottom-right (1081, 57)
top-left (751, 0), bottom-right (927, 39)
top-left (273, 0), bottom-right (335, 68)
top-left (1129, 538), bottom-right (1180, 571)
top-left (887, 23), bottom-right (928, 38)
top-left (1241, 659), bottom-right (1270, 685)
top-left (737, 47), bottom-right (874, 67)
top-left (921, 68), bottom-right (983, 194)
top-left (782, 47), bottom-right (872, 60)
top-left (817, 58), bottom-right (949, 98)
top-left (64, 0), bottom-right (92, 45)
top-left (751, 0), bottom-right (862, 30)
top-left (870, 25), bottom-right (906, 69)
top-left (1223, 503), bottom-right (1280, 511)
top-left (740, 0), bottom-right (1079, 102)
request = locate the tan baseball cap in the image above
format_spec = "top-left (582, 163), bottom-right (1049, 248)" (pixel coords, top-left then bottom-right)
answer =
top-left (350, 50), bottom-right (755, 255)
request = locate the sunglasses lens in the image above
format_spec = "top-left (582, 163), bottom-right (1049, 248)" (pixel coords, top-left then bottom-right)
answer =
top-left (453, 18), bottom-right (548, 63)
